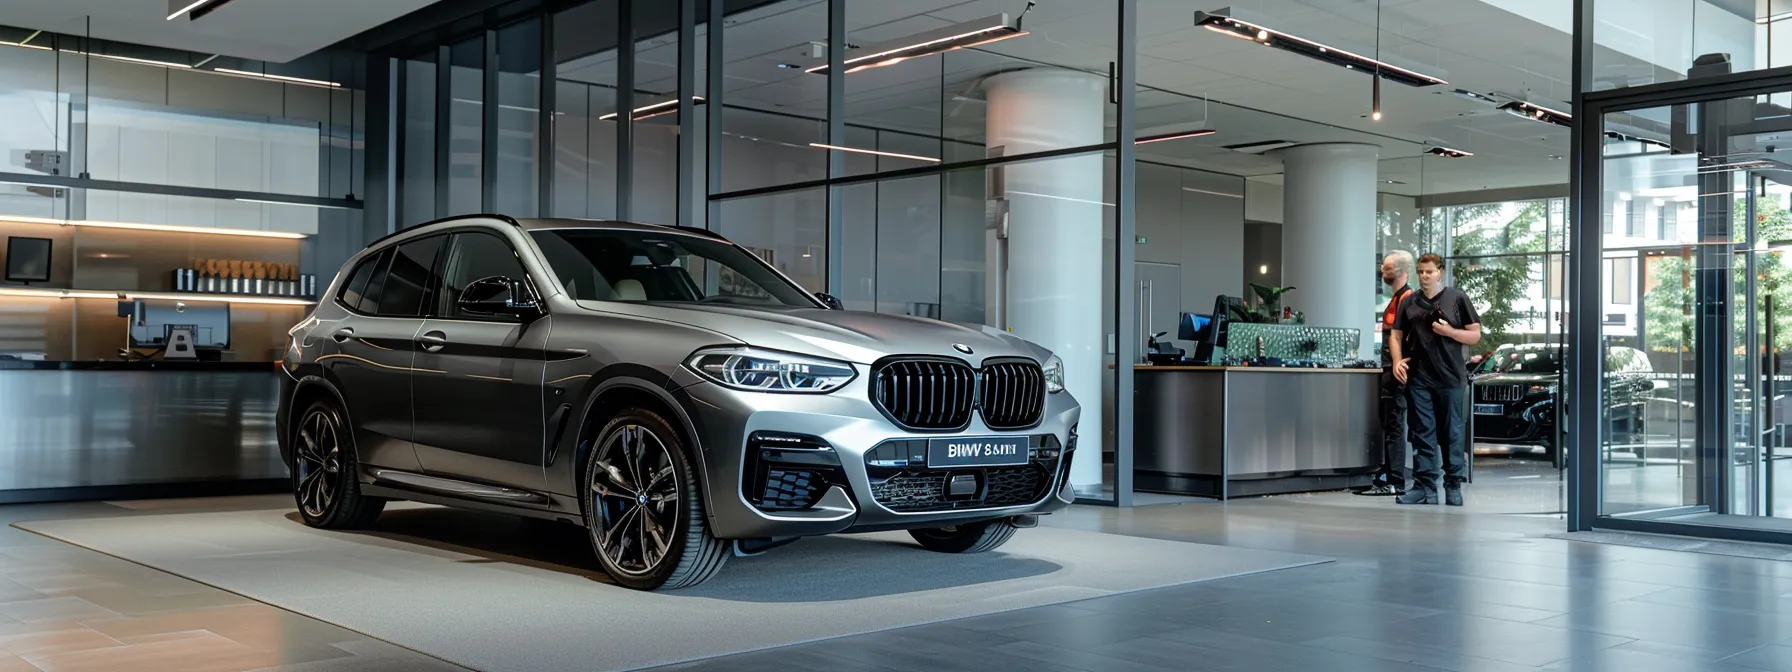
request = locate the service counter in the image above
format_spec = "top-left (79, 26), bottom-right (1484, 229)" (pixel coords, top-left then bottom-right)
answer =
top-left (1133, 365), bottom-right (1381, 499)
top-left (0, 361), bottom-right (287, 502)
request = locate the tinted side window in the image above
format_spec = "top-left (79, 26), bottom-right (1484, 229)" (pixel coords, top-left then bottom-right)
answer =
top-left (336, 252), bottom-right (381, 313)
top-left (376, 236), bottom-right (444, 317)
top-left (438, 231), bottom-right (528, 320)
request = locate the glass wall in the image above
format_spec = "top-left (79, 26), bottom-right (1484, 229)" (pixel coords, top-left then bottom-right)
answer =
top-left (0, 24), bottom-right (365, 364)
top-left (1587, 0), bottom-right (1792, 90)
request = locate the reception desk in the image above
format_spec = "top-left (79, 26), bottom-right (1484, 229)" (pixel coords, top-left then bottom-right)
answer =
top-left (1134, 365), bottom-right (1380, 499)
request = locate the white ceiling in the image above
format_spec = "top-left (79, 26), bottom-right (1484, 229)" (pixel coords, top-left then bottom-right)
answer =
top-left (560, 0), bottom-right (1580, 197)
top-left (0, 0), bottom-right (438, 62)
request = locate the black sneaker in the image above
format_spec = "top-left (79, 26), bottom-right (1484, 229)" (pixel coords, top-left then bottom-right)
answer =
top-left (1445, 487), bottom-right (1463, 507)
top-left (1396, 489), bottom-right (1437, 505)
top-left (1355, 484), bottom-right (1397, 496)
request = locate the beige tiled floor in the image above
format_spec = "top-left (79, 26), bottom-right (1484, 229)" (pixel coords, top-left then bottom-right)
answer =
top-left (0, 499), bottom-right (467, 672)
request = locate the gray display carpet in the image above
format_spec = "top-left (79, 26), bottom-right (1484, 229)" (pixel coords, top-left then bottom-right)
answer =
top-left (1548, 530), bottom-right (1792, 561)
top-left (15, 505), bottom-right (1326, 672)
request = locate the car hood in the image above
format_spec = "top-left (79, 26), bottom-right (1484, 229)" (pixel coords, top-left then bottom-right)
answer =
top-left (1475, 373), bottom-right (1557, 385)
top-left (577, 301), bottom-right (1053, 365)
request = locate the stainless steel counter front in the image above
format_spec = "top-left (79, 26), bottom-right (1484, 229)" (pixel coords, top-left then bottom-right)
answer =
top-left (1134, 366), bottom-right (1380, 499)
top-left (0, 367), bottom-right (287, 502)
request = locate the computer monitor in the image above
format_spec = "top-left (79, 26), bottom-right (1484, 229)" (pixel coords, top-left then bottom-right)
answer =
top-left (1178, 312), bottom-right (1212, 341)
top-left (127, 300), bottom-right (230, 350)
top-left (4, 236), bottom-right (52, 283)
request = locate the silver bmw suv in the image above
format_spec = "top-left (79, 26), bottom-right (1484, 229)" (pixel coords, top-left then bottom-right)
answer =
top-left (277, 215), bottom-right (1080, 590)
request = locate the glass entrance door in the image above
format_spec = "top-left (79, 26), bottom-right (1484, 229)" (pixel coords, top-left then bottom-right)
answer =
top-left (1598, 94), bottom-right (1792, 530)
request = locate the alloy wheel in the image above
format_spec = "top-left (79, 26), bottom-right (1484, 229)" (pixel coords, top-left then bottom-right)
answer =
top-left (294, 409), bottom-right (344, 519)
top-left (589, 425), bottom-right (680, 577)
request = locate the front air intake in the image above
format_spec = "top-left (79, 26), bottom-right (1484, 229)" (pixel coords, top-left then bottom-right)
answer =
top-left (872, 358), bottom-right (976, 430)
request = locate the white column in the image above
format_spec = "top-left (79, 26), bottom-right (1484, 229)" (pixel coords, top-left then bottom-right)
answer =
top-left (1274, 143), bottom-right (1380, 355)
top-left (985, 69), bottom-right (1107, 490)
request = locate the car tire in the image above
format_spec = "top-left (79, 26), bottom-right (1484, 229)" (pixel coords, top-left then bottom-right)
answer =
top-left (291, 399), bottom-right (385, 530)
top-left (908, 519), bottom-right (1019, 554)
top-left (583, 408), bottom-right (727, 591)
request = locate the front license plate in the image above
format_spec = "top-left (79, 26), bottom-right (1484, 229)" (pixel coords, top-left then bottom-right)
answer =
top-left (1474, 404), bottom-right (1503, 416)
top-left (928, 436), bottom-right (1030, 468)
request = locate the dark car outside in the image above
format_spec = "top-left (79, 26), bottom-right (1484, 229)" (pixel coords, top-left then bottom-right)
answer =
top-left (1471, 343), bottom-right (1652, 459)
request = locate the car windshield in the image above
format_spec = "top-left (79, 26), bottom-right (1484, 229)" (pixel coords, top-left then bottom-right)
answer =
top-left (530, 229), bottom-right (818, 307)
top-left (1482, 348), bottom-right (1561, 374)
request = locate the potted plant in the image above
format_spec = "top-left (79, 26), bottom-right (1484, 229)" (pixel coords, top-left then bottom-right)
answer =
top-left (1229, 283), bottom-right (1296, 324)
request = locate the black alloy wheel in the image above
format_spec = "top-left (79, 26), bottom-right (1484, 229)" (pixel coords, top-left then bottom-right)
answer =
top-left (583, 409), bottom-right (727, 590)
top-left (292, 400), bottom-right (384, 529)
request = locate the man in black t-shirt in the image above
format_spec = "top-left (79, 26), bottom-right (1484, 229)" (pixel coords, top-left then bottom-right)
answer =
top-left (1389, 253), bottom-right (1482, 506)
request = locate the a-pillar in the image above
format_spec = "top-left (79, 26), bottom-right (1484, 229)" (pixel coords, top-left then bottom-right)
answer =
top-left (984, 68), bottom-right (1107, 491)
top-left (1273, 143), bottom-right (1380, 355)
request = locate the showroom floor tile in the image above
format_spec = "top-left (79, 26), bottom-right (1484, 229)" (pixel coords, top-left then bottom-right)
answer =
top-left (0, 466), bottom-right (1786, 671)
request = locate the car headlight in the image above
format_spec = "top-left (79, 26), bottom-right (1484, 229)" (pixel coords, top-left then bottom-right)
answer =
top-left (685, 347), bottom-right (857, 393)
top-left (1044, 355), bottom-right (1065, 394)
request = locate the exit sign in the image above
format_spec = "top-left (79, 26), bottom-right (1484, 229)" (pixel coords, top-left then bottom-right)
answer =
top-left (1135, 236), bottom-right (1147, 244)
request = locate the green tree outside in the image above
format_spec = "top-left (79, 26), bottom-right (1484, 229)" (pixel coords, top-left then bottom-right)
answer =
top-left (1643, 196), bottom-right (1792, 355)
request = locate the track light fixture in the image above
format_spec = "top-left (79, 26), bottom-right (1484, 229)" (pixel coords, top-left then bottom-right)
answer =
top-left (1497, 100), bottom-right (1571, 128)
top-left (1193, 8), bottom-right (1446, 87)
top-left (805, 9), bottom-right (1032, 76)
top-left (1425, 146), bottom-right (1472, 158)
top-left (802, 9), bottom-right (1032, 76)
top-left (1604, 131), bottom-right (1670, 150)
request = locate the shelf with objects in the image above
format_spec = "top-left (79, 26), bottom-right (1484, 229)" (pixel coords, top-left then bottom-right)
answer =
top-left (1134, 289), bottom-right (1383, 500)
top-left (0, 214), bottom-right (318, 364)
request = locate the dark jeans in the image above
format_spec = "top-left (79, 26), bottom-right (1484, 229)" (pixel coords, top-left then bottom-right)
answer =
top-left (1377, 371), bottom-right (1409, 489)
top-left (1407, 385), bottom-right (1466, 494)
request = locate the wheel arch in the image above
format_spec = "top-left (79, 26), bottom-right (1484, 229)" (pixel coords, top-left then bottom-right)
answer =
top-left (567, 368), bottom-right (712, 520)
top-left (284, 374), bottom-right (353, 466)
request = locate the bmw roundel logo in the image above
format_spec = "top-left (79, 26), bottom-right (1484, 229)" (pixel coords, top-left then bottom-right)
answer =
top-left (953, 344), bottom-right (973, 354)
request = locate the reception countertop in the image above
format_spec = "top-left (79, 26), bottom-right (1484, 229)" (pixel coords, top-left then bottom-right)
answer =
top-left (1133, 365), bottom-right (1380, 499)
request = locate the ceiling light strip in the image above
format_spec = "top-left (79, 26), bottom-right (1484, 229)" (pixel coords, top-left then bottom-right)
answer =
top-left (598, 96), bottom-right (707, 121)
top-left (808, 143), bottom-right (941, 163)
top-left (236, 198), bottom-right (352, 210)
top-left (212, 68), bottom-right (340, 88)
top-left (1136, 129), bottom-right (1217, 145)
top-left (1181, 187), bottom-right (1243, 198)
top-left (0, 215), bottom-right (308, 239)
top-left (167, 0), bottom-right (212, 20)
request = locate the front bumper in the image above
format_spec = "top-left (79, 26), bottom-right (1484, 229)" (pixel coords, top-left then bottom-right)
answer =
top-left (672, 367), bottom-right (1081, 540)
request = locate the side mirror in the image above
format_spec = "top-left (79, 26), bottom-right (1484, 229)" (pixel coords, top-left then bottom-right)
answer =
top-left (815, 292), bottom-right (844, 310)
top-left (459, 276), bottom-right (540, 319)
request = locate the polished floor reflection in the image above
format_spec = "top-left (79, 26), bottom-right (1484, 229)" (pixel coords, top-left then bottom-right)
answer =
top-left (0, 488), bottom-right (1789, 670)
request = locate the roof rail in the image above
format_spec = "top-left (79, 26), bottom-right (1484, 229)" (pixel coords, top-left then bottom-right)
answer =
top-left (363, 213), bottom-right (522, 249)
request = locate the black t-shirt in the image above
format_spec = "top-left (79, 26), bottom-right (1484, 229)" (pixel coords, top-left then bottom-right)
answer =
top-left (1393, 286), bottom-right (1480, 390)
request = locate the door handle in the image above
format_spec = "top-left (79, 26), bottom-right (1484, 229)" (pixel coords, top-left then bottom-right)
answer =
top-left (331, 328), bottom-right (353, 343)
top-left (418, 331), bottom-right (448, 352)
